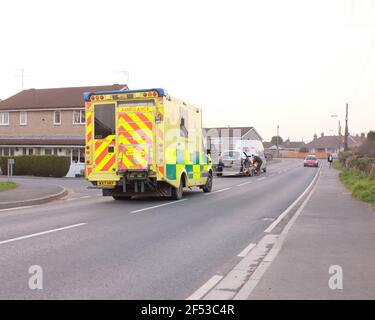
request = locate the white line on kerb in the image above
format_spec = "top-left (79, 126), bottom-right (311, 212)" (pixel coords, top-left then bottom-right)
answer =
top-left (264, 166), bottom-right (321, 233)
top-left (238, 243), bottom-right (256, 257)
top-left (186, 275), bottom-right (223, 300)
top-left (0, 223), bottom-right (87, 245)
top-left (205, 187), bottom-right (231, 195)
top-left (131, 199), bottom-right (187, 213)
top-left (236, 181), bottom-right (253, 187)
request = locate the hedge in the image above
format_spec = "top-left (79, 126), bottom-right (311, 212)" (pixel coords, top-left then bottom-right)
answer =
top-left (0, 156), bottom-right (70, 177)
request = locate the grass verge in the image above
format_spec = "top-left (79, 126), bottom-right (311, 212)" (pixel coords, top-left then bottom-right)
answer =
top-left (0, 181), bottom-right (18, 192)
top-left (333, 162), bottom-right (375, 211)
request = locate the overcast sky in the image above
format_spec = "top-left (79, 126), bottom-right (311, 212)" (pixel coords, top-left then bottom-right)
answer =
top-left (0, 0), bottom-right (374, 142)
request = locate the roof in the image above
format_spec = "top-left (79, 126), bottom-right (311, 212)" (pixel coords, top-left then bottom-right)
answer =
top-left (203, 127), bottom-right (256, 138)
top-left (282, 141), bottom-right (306, 149)
top-left (0, 136), bottom-right (84, 146)
top-left (263, 140), bottom-right (305, 149)
top-left (305, 136), bottom-right (341, 149)
top-left (0, 84), bottom-right (128, 111)
top-left (84, 88), bottom-right (166, 101)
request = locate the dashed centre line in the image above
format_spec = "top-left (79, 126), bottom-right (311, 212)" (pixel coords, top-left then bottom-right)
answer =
top-left (0, 223), bottom-right (87, 245)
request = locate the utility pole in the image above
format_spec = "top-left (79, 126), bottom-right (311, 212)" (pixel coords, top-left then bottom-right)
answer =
top-left (344, 103), bottom-right (349, 151)
top-left (276, 125), bottom-right (279, 158)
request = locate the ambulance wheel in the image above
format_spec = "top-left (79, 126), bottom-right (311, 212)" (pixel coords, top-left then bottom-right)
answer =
top-left (202, 171), bottom-right (213, 193)
top-left (171, 179), bottom-right (184, 200)
top-left (112, 196), bottom-right (132, 200)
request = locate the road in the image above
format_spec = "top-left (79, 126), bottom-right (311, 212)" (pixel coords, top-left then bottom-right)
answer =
top-left (0, 158), bottom-right (318, 299)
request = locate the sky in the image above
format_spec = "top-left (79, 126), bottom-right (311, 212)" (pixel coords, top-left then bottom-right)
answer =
top-left (0, 0), bottom-right (374, 142)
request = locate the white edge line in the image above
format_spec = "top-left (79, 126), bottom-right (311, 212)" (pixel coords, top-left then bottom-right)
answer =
top-left (186, 275), bottom-right (224, 300)
top-left (236, 181), bottom-right (253, 187)
top-left (0, 223), bottom-right (87, 245)
top-left (205, 187), bottom-right (231, 195)
top-left (234, 171), bottom-right (321, 299)
top-left (264, 166), bottom-right (321, 233)
top-left (131, 199), bottom-right (187, 213)
top-left (238, 243), bottom-right (256, 257)
top-left (0, 205), bottom-right (36, 212)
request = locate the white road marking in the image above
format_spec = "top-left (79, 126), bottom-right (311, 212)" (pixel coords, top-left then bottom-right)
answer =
top-left (186, 275), bottom-right (223, 300)
top-left (238, 243), bottom-right (256, 257)
top-left (0, 205), bottom-right (35, 212)
top-left (79, 195), bottom-right (91, 199)
top-left (131, 199), bottom-right (187, 213)
top-left (236, 181), bottom-right (253, 187)
top-left (204, 187), bottom-right (231, 195)
top-left (264, 166), bottom-right (321, 233)
top-left (256, 177), bottom-right (266, 181)
top-left (0, 223), bottom-right (87, 245)
top-left (234, 172), bottom-right (320, 299)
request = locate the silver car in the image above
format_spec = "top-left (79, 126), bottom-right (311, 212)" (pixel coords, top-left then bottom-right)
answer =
top-left (216, 150), bottom-right (254, 176)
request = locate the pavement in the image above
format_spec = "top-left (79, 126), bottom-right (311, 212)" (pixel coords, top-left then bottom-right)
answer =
top-left (248, 162), bottom-right (375, 299)
top-left (0, 158), bottom-right (319, 299)
top-left (0, 178), bottom-right (67, 209)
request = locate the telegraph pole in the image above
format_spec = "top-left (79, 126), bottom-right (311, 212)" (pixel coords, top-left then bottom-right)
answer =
top-left (344, 103), bottom-right (349, 151)
top-left (276, 125), bottom-right (279, 158)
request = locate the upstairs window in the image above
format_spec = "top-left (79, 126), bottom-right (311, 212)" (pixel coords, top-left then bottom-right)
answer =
top-left (20, 111), bottom-right (27, 125)
top-left (54, 111), bottom-right (61, 125)
top-left (0, 112), bottom-right (9, 125)
top-left (73, 110), bottom-right (85, 124)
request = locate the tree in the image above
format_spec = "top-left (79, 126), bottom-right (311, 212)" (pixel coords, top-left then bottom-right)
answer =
top-left (367, 131), bottom-right (375, 156)
top-left (271, 136), bottom-right (283, 145)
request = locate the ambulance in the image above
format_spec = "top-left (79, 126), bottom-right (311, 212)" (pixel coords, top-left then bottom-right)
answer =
top-left (84, 88), bottom-right (213, 200)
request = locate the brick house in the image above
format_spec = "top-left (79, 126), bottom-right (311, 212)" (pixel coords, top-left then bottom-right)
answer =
top-left (0, 84), bottom-right (127, 177)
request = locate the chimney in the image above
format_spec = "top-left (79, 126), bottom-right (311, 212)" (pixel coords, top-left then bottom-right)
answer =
top-left (321, 132), bottom-right (324, 137)
top-left (313, 133), bottom-right (317, 140)
top-left (361, 132), bottom-right (365, 138)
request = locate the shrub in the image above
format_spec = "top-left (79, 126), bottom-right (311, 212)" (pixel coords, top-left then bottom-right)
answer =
top-left (0, 156), bottom-right (70, 177)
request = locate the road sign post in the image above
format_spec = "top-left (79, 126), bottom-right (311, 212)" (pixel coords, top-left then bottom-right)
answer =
top-left (7, 159), bottom-right (15, 181)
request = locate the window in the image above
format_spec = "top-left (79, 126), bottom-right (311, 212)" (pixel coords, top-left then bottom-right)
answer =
top-left (20, 111), bottom-right (27, 125)
top-left (180, 107), bottom-right (189, 138)
top-left (54, 111), bottom-right (61, 125)
top-left (0, 112), bottom-right (9, 125)
top-left (3, 147), bottom-right (9, 156)
top-left (29, 148), bottom-right (34, 155)
top-left (94, 104), bottom-right (115, 139)
top-left (73, 110), bottom-right (85, 124)
top-left (44, 148), bottom-right (52, 155)
top-left (23, 148), bottom-right (27, 155)
top-left (79, 148), bottom-right (85, 163)
top-left (72, 149), bottom-right (79, 163)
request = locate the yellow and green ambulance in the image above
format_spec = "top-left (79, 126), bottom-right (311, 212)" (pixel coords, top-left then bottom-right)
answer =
top-left (84, 88), bottom-right (212, 200)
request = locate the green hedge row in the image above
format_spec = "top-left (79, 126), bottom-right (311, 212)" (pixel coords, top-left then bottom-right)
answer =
top-left (0, 156), bottom-right (70, 177)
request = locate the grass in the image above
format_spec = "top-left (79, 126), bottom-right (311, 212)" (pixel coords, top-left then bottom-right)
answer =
top-left (0, 181), bottom-right (18, 192)
top-left (333, 162), bottom-right (375, 211)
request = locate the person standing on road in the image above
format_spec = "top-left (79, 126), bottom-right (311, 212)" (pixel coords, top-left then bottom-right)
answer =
top-left (327, 153), bottom-right (333, 168)
top-left (252, 154), bottom-right (263, 175)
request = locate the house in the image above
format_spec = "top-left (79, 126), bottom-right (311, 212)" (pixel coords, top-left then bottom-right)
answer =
top-left (0, 84), bottom-right (128, 177)
top-left (203, 126), bottom-right (263, 162)
top-left (304, 132), bottom-right (366, 155)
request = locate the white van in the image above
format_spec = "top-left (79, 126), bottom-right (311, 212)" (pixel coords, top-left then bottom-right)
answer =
top-left (234, 140), bottom-right (267, 173)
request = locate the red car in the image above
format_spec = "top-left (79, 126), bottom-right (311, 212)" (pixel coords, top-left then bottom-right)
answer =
top-left (304, 155), bottom-right (319, 167)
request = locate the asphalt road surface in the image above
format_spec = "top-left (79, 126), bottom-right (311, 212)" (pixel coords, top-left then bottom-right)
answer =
top-left (0, 158), bottom-right (318, 299)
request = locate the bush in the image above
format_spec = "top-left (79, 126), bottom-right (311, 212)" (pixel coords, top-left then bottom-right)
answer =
top-left (0, 156), bottom-right (70, 177)
top-left (352, 157), bottom-right (375, 175)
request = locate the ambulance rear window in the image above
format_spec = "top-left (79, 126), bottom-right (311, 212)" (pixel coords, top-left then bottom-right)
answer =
top-left (94, 104), bottom-right (115, 139)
